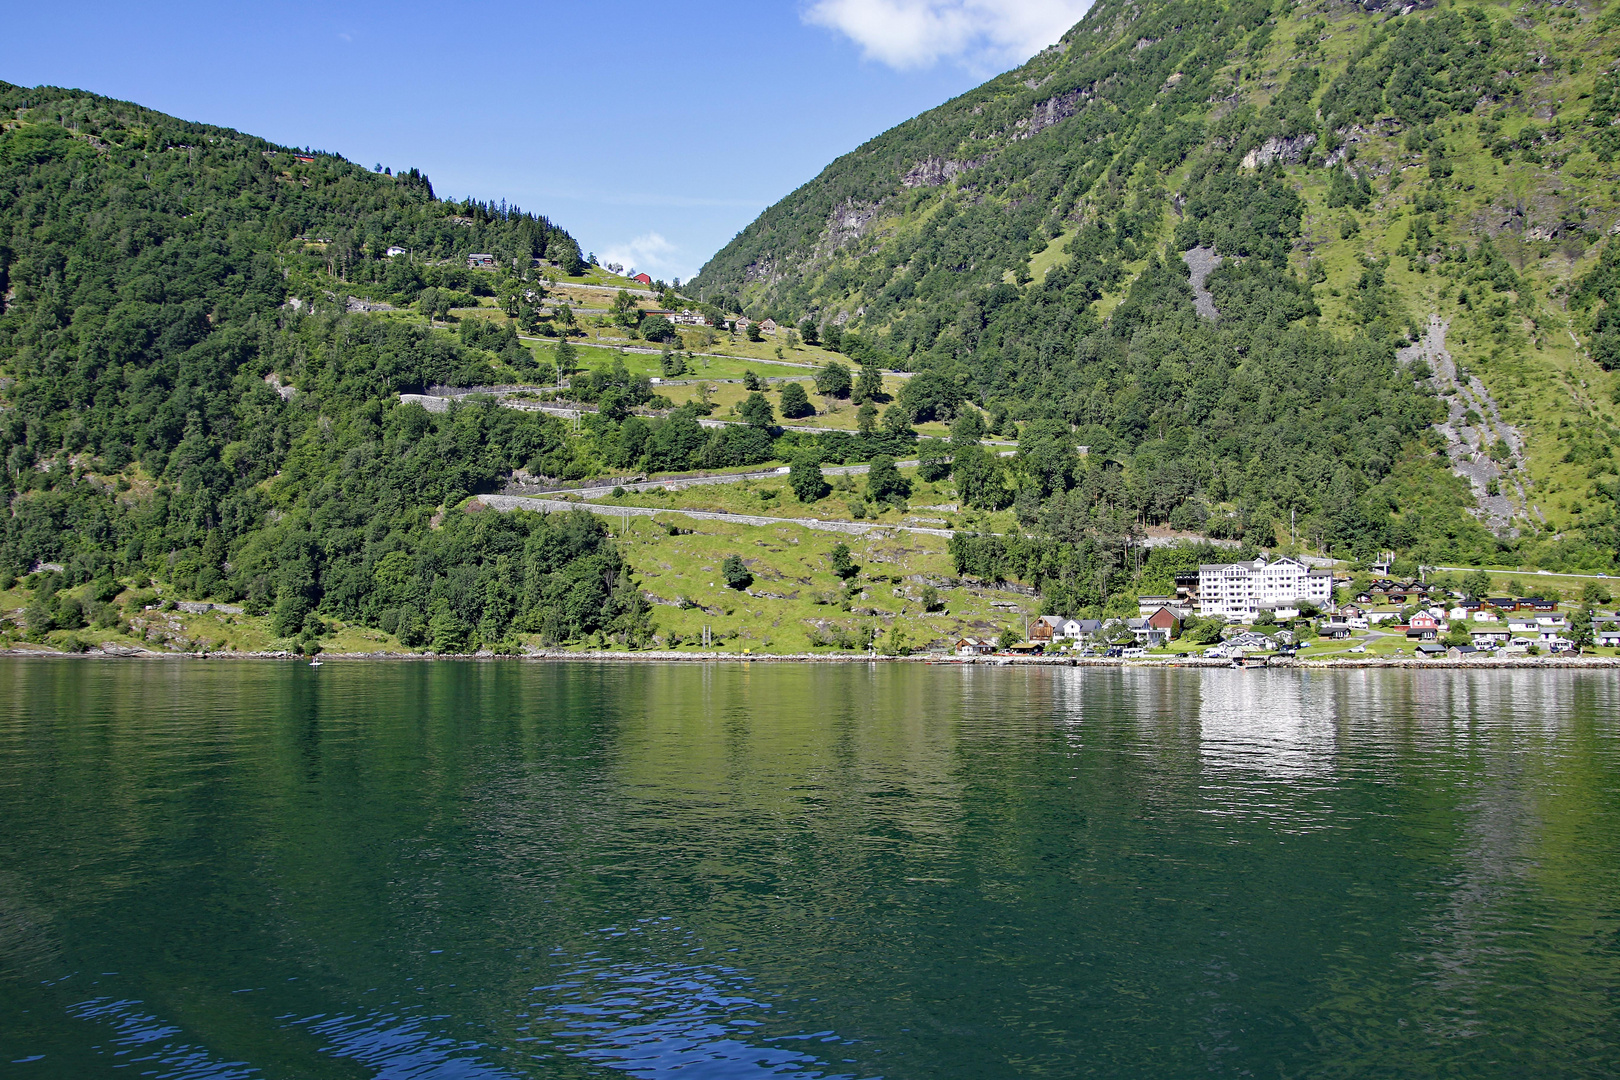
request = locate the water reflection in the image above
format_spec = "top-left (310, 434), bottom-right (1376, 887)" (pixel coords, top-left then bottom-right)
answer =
top-left (286, 1009), bottom-right (521, 1079)
top-left (68, 997), bottom-right (261, 1080)
top-left (2, 662), bottom-right (1618, 1079)
top-left (540, 923), bottom-right (862, 1079)
top-left (1195, 671), bottom-right (1334, 779)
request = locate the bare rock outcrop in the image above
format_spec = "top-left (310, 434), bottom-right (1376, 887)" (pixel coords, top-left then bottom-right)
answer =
top-left (1399, 315), bottom-right (1532, 534)
top-left (1183, 247), bottom-right (1223, 321)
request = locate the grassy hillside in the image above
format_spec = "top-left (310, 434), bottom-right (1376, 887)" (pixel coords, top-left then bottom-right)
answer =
top-left (6, 34), bottom-right (1620, 660)
top-left (691, 0), bottom-right (1620, 573)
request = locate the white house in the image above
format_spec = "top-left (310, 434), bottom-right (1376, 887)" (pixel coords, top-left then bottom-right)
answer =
top-left (1198, 556), bottom-right (1334, 622)
top-left (1125, 618), bottom-right (1171, 646)
top-left (386, 245), bottom-right (408, 258)
top-left (1596, 626), bottom-right (1620, 648)
top-left (1031, 616), bottom-right (1102, 644)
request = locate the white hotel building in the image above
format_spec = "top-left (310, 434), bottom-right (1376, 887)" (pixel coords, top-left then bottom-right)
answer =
top-left (1199, 556), bottom-right (1334, 622)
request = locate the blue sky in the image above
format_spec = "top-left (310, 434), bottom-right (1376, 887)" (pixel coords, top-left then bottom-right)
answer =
top-left (3, 1), bottom-right (1090, 281)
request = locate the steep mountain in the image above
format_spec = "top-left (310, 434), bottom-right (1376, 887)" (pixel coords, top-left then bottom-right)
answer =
top-left (0, 82), bottom-right (657, 651)
top-left (694, 0), bottom-right (1620, 572)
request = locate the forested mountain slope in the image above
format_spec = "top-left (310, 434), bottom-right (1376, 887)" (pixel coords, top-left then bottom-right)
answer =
top-left (0, 82), bottom-right (655, 652)
top-left (693, 0), bottom-right (1620, 572)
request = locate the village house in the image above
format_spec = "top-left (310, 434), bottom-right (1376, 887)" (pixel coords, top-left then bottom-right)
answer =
top-left (467, 253), bottom-right (497, 269)
top-left (1409, 611), bottom-right (1443, 632)
top-left (1124, 618), bottom-right (1170, 647)
top-left (1031, 616), bottom-right (1103, 645)
top-left (1471, 628), bottom-right (1511, 647)
top-left (1222, 631), bottom-right (1274, 654)
top-left (731, 316), bottom-right (753, 333)
top-left (1144, 605), bottom-right (1187, 637)
top-left (1597, 626), bottom-right (1620, 648)
top-left (1318, 622), bottom-right (1353, 640)
top-left (955, 637), bottom-right (995, 657)
top-left (1199, 556), bottom-right (1333, 622)
top-left (759, 318), bottom-right (779, 335)
top-left (670, 310), bottom-right (707, 326)
top-left (632, 273), bottom-right (653, 285)
top-left (385, 245), bottom-right (407, 258)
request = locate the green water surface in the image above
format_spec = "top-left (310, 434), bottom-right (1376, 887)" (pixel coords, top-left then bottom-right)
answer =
top-left (0, 660), bottom-right (1616, 1078)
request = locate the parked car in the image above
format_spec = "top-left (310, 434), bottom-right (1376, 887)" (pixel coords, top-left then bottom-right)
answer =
top-left (1121, 647), bottom-right (1146, 659)
top-left (1348, 644), bottom-right (1366, 653)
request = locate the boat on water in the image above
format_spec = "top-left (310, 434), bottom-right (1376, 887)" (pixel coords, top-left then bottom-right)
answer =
top-left (309, 659), bottom-right (323, 667)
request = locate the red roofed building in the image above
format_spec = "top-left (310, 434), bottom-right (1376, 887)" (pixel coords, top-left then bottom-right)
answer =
top-left (632, 273), bottom-right (653, 285)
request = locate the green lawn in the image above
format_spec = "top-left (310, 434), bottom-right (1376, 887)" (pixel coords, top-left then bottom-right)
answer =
top-left (597, 466), bottom-right (963, 527)
top-left (654, 375), bottom-right (951, 436)
top-left (599, 512), bottom-right (1023, 654)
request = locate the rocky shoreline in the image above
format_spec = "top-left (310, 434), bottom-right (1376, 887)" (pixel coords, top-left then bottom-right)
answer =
top-left (3, 646), bottom-right (1618, 670)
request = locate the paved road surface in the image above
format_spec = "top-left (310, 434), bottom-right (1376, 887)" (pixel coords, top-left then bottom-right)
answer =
top-left (480, 494), bottom-right (957, 538)
top-left (1429, 565), bottom-right (1614, 580)
top-left (508, 450), bottom-right (1017, 500)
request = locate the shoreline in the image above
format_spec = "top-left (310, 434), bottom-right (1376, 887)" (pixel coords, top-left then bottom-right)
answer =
top-left (3, 647), bottom-right (1618, 670)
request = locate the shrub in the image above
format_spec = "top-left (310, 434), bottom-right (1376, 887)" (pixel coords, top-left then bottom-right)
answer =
top-left (641, 315), bottom-right (676, 342)
top-left (865, 455), bottom-right (911, 506)
top-left (722, 555), bottom-right (753, 591)
top-left (779, 382), bottom-right (813, 419)
top-left (917, 438), bottom-right (951, 482)
top-left (829, 543), bottom-right (858, 579)
top-left (815, 361), bottom-right (851, 397)
top-left (790, 456), bottom-right (829, 503)
top-left (738, 392), bottom-right (774, 429)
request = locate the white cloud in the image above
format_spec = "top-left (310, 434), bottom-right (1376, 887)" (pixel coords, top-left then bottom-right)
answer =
top-left (600, 232), bottom-right (690, 282)
top-left (804, 0), bottom-right (1092, 70)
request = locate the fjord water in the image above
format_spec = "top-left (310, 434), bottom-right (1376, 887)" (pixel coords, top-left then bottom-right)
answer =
top-left (1, 661), bottom-right (1617, 1078)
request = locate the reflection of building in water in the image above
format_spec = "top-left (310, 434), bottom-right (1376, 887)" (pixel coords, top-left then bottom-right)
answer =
top-left (1196, 671), bottom-right (1336, 780)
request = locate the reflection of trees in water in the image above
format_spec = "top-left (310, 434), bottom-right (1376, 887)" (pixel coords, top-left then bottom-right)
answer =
top-left (0, 871), bottom-right (58, 978)
top-left (1301, 671), bottom-right (1620, 1071)
top-left (5, 662), bottom-right (1619, 1077)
